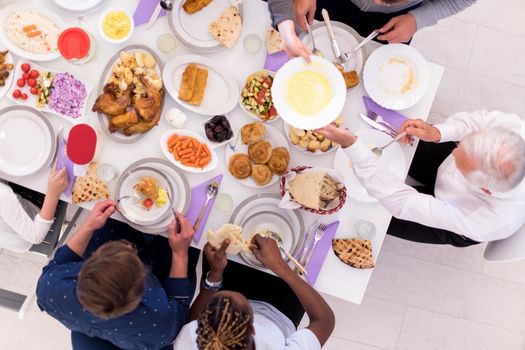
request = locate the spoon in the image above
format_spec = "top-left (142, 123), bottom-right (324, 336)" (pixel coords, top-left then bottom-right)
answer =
top-left (160, 0), bottom-right (174, 11)
top-left (267, 231), bottom-right (308, 275)
top-left (146, 0), bottom-right (174, 29)
top-left (371, 132), bottom-right (407, 157)
top-left (305, 20), bottom-right (323, 58)
top-left (192, 181), bottom-right (219, 232)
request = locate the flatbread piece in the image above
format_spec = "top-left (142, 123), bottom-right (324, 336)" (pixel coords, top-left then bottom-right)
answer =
top-left (266, 28), bottom-right (283, 54)
top-left (332, 238), bottom-right (374, 269)
top-left (72, 163), bottom-right (110, 204)
top-left (209, 6), bottom-right (242, 49)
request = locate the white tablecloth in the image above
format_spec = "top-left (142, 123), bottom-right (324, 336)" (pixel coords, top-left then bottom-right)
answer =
top-left (0, 0), bottom-right (443, 304)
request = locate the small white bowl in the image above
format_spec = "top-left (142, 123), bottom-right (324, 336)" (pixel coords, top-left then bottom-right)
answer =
top-left (200, 115), bottom-right (237, 149)
top-left (98, 7), bottom-right (134, 44)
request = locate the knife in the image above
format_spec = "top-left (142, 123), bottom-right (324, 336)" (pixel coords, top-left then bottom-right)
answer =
top-left (146, 2), bottom-right (163, 29)
top-left (321, 9), bottom-right (341, 61)
top-left (359, 113), bottom-right (398, 138)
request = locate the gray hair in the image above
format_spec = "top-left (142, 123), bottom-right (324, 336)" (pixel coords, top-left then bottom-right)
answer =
top-left (462, 127), bottom-right (525, 192)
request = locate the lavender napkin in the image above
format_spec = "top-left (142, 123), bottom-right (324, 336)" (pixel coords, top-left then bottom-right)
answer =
top-left (55, 138), bottom-right (75, 196)
top-left (363, 96), bottom-right (408, 131)
top-left (264, 51), bottom-right (289, 72)
top-left (302, 221), bottom-right (340, 286)
top-left (187, 175), bottom-right (223, 243)
top-left (133, 0), bottom-right (166, 26)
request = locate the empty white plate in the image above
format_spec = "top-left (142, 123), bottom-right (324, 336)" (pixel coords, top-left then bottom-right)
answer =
top-left (0, 106), bottom-right (55, 176)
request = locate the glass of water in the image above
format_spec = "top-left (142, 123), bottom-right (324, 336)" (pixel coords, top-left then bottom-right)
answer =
top-left (243, 34), bottom-right (262, 54)
top-left (355, 220), bottom-right (377, 240)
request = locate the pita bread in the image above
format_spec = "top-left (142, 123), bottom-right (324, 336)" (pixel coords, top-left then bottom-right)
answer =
top-left (207, 224), bottom-right (245, 255)
top-left (266, 28), bottom-right (282, 54)
top-left (209, 6), bottom-right (242, 49)
top-left (332, 238), bottom-right (374, 269)
top-left (72, 163), bottom-right (110, 204)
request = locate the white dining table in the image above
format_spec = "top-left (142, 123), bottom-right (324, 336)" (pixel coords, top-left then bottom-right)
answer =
top-left (0, 0), bottom-right (443, 304)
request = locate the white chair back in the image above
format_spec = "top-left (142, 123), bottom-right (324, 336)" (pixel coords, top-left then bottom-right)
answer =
top-left (484, 223), bottom-right (525, 262)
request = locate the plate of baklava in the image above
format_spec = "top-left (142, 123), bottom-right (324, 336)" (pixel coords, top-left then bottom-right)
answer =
top-left (162, 54), bottom-right (239, 116)
top-left (226, 122), bottom-right (291, 188)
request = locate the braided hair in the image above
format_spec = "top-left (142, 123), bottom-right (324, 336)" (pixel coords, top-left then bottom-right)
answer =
top-left (196, 295), bottom-right (253, 350)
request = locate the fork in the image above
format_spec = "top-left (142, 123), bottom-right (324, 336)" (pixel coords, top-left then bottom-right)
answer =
top-left (306, 20), bottom-right (323, 58)
top-left (302, 223), bottom-right (327, 270)
top-left (367, 110), bottom-right (400, 135)
top-left (334, 30), bottom-right (379, 66)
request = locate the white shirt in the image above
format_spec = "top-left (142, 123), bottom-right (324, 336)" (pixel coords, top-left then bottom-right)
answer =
top-left (0, 182), bottom-right (53, 251)
top-left (345, 110), bottom-right (525, 242)
top-left (173, 301), bottom-right (321, 350)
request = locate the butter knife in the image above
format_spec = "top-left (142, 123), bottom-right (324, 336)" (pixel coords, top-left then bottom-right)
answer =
top-left (359, 113), bottom-right (398, 138)
top-left (146, 2), bottom-right (163, 29)
top-left (321, 9), bottom-right (341, 60)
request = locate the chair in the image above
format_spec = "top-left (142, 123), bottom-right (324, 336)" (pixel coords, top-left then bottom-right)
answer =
top-left (484, 223), bottom-right (525, 262)
top-left (0, 183), bottom-right (83, 316)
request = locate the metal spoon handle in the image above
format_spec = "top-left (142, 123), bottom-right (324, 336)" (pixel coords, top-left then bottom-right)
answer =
top-left (280, 245), bottom-right (308, 275)
top-left (383, 131), bottom-right (407, 149)
top-left (193, 198), bottom-right (211, 232)
top-left (351, 29), bottom-right (379, 55)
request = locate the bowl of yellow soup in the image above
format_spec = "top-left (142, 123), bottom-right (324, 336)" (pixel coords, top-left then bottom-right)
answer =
top-left (272, 56), bottom-right (346, 130)
top-left (98, 7), bottom-right (134, 44)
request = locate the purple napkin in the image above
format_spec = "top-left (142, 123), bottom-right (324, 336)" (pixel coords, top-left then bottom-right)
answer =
top-left (55, 138), bottom-right (75, 196)
top-left (302, 221), bottom-right (340, 286)
top-left (133, 0), bottom-right (166, 26)
top-left (363, 96), bottom-right (408, 131)
top-left (264, 51), bottom-right (289, 72)
top-left (187, 175), bottom-right (223, 243)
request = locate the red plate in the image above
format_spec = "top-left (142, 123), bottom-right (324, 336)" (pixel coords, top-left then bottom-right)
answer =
top-left (67, 124), bottom-right (97, 165)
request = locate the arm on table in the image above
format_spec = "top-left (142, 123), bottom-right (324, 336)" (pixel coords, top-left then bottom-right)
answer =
top-left (409, 0), bottom-right (478, 30)
top-left (251, 235), bottom-right (335, 346)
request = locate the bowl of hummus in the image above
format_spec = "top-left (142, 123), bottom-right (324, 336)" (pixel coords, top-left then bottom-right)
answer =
top-left (98, 7), bottom-right (134, 44)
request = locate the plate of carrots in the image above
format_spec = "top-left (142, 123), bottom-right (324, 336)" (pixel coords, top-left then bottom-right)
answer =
top-left (160, 129), bottom-right (218, 173)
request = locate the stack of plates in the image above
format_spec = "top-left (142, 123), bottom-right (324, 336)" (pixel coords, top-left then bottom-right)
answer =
top-left (230, 193), bottom-right (304, 268)
top-left (50, 0), bottom-right (107, 15)
top-left (115, 158), bottom-right (190, 234)
top-left (0, 106), bottom-right (56, 177)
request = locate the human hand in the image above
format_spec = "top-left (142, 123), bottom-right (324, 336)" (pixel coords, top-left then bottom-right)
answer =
top-left (315, 124), bottom-right (357, 148)
top-left (400, 119), bottom-right (441, 144)
top-left (377, 14), bottom-right (417, 43)
top-left (278, 20), bottom-right (312, 62)
top-left (250, 234), bottom-right (288, 274)
top-left (203, 241), bottom-right (229, 280)
top-left (83, 200), bottom-right (117, 231)
top-left (47, 163), bottom-right (68, 198)
top-left (168, 212), bottom-right (194, 256)
top-left (294, 0), bottom-right (316, 32)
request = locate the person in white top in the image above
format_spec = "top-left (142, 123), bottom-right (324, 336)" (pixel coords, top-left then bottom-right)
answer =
top-left (0, 165), bottom-right (68, 251)
top-left (317, 110), bottom-right (525, 246)
top-left (173, 235), bottom-right (335, 349)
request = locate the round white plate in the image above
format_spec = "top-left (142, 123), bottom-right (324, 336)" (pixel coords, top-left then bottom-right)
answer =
top-left (163, 55), bottom-right (238, 116)
top-left (300, 21), bottom-right (368, 76)
top-left (0, 4), bottom-right (66, 61)
top-left (283, 119), bottom-right (345, 156)
top-left (117, 158), bottom-right (191, 234)
top-left (168, 0), bottom-right (243, 53)
top-left (117, 167), bottom-right (174, 226)
top-left (0, 49), bottom-right (15, 99)
top-left (333, 129), bottom-right (406, 203)
top-left (0, 106), bottom-right (55, 177)
top-left (272, 56), bottom-right (346, 130)
top-left (239, 70), bottom-right (279, 123)
top-left (160, 129), bottom-right (218, 173)
top-left (50, 0), bottom-right (107, 15)
top-left (229, 193), bottom-right (305, 269)
top-left (225, 123), bottom-right (289, 188)
top-left (363, 44), bottom-right (429, 110)
top-left (7, 59), bottom-right (93, 121)
top-left (96, 45), bottom-right (164, 144)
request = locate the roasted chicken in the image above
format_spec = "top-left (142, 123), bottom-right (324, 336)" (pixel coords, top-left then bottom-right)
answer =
top-left (108, 109), bottom-right (140, 132)
top-left (92, 83), bottom-right (133, 116)
top-left (132, 77), bottom-right (162, 121)
top-left (123, 102), bottom-right (162, 136)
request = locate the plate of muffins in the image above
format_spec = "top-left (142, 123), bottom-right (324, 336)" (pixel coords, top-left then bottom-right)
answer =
top-left (226, 122), bottom-right (291, 188)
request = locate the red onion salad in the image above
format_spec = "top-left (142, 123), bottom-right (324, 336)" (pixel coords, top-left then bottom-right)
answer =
top-left (48, 73), bottom-right (87, 118)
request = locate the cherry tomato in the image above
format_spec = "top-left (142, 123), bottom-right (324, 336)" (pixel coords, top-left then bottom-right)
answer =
top-left (143, 198), bottom-right (154, 209)
top-left (12, 89), bottom-right (21, 98)
top-left (27, 79), bottom-right (36, 87)
top-left (16, 78), bottom-right (25, 87)
top-left (20, 93), bottom-right (28, 100)
top-left (29, 70), bottom-right (39, 79)
top-left (256, 89), bottom-right (267, 104)
top-left (22, 73), bottom-right (30, 80)
top-left (21, 63), bottom-right (30, 73)
top-left (30, 87), bottom-right (39, 95)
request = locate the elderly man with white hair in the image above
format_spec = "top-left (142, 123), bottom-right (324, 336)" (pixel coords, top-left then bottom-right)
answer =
top-left (317, 111), bottom-right (525, 247)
